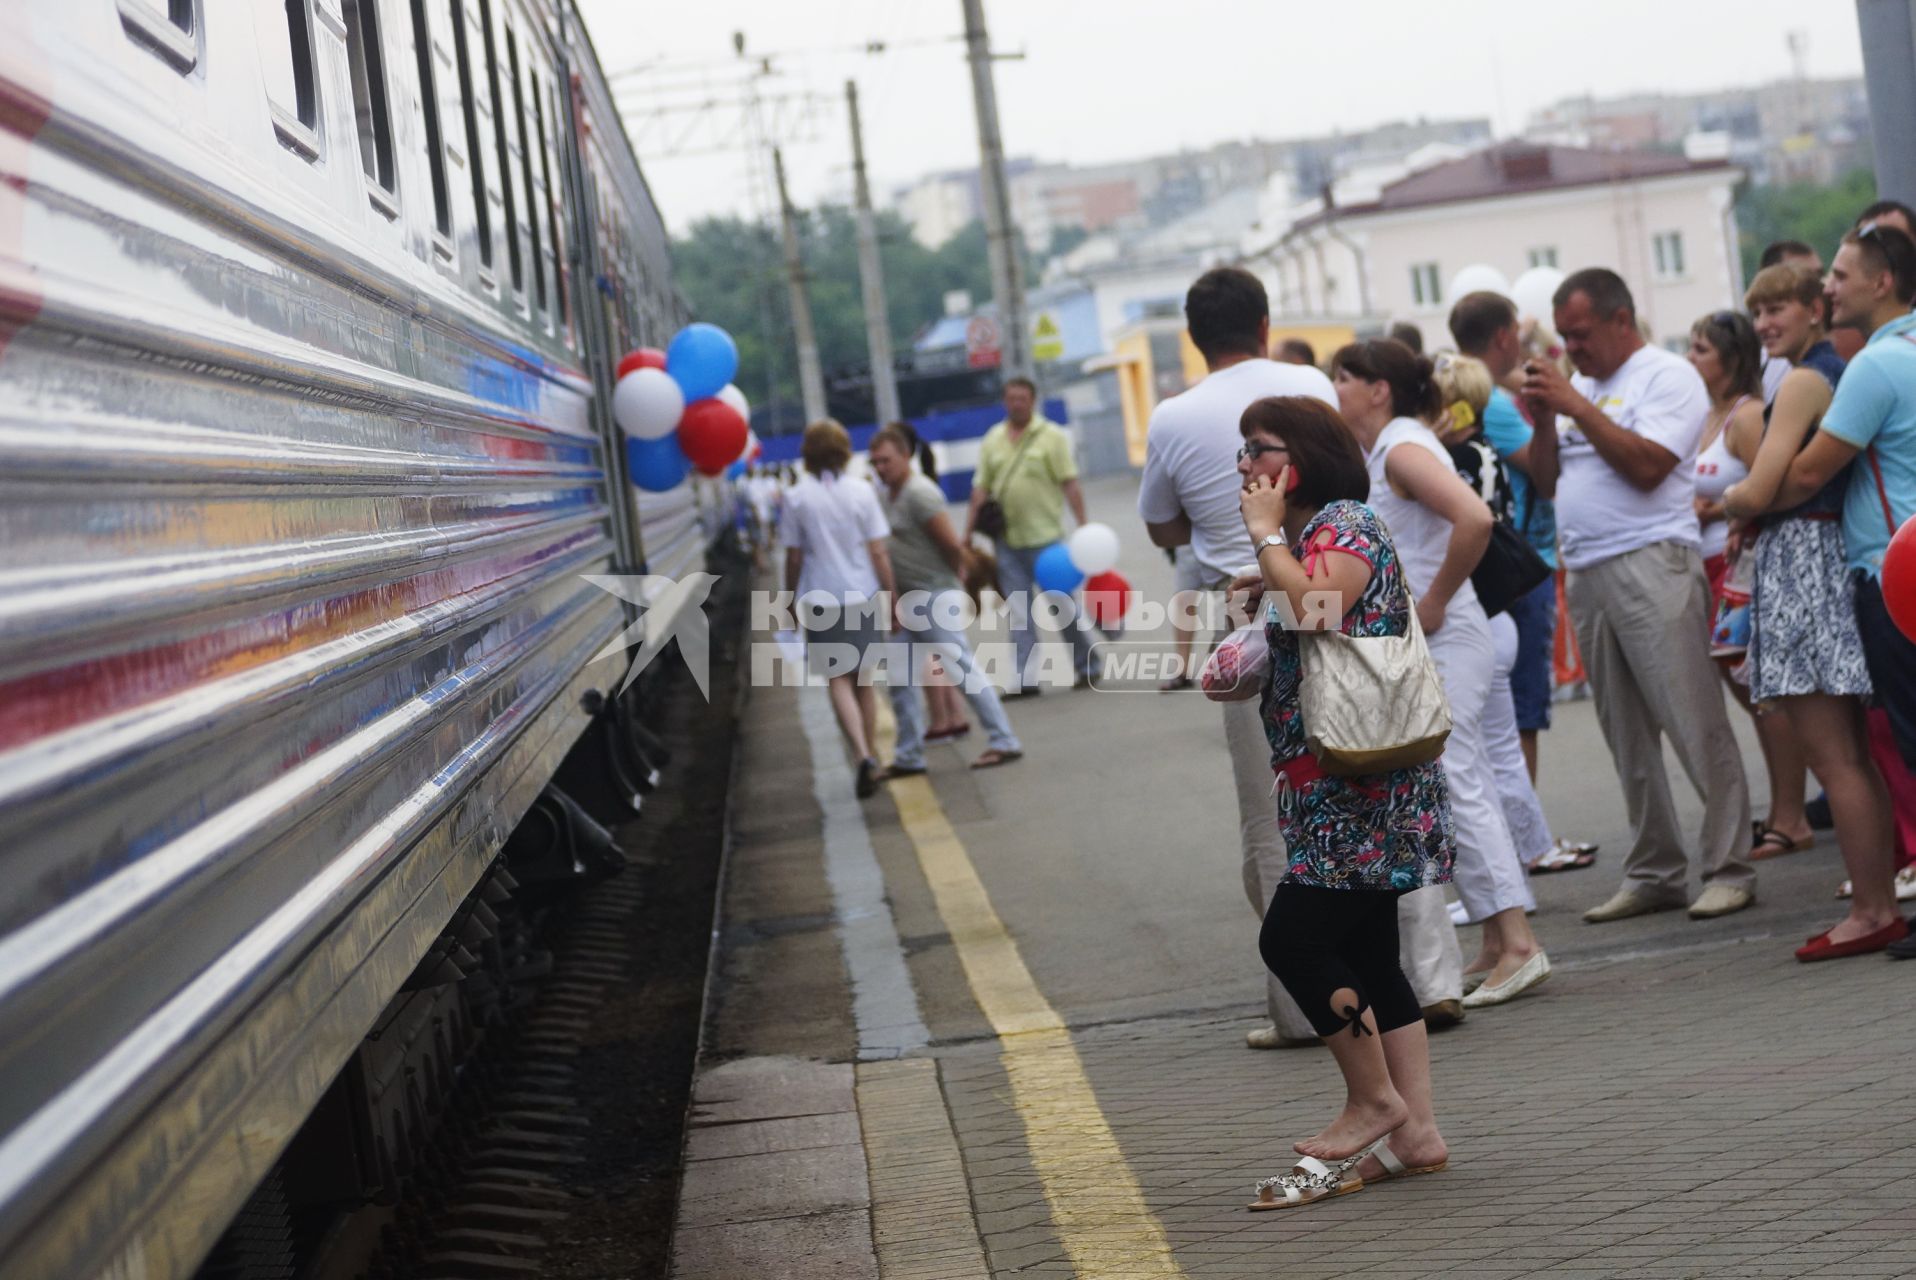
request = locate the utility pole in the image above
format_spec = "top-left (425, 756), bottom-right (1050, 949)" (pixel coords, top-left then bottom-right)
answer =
top-left (772, 146), bottom-right (827, 423)
top-left (847, 80), bottom-right (902, 427)
top-left (1856, 0), bottom-right (1916, 205)
top-left (961, 0), bottom-right (1031, 382)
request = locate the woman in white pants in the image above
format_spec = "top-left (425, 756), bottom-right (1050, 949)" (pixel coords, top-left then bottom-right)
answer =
top-left (1332, 339), bottom-right (1552, 1008)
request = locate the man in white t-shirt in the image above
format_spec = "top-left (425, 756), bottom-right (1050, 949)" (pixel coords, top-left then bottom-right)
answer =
top-left (1138, 266), bottom-right (1464, 1047)
top-left (1522, 269), bottom-right (1753, 924)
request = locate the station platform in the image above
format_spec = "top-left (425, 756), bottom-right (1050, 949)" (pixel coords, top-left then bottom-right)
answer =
top-left (669, 475), bottom-right (1916, 1280)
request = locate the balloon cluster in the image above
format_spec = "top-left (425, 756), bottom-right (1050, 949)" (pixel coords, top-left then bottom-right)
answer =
top-left (616, 323), bottom-right (762, 492)
top-left (1030, 522), bottom-right (1135, 628)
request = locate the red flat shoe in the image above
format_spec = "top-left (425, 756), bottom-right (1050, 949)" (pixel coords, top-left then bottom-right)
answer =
top-left (1795, 918), bottom-right (1910, 963)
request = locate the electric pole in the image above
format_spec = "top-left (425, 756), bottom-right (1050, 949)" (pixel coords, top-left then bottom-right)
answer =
top-left (1856, 0), bottom-right (1916, 204)
top-left (846, 80), bottom-right (902, 427)
top-left (961, 0), bottom-right (1031, 382)
top-left (773, 146), bottom-right (827, 423)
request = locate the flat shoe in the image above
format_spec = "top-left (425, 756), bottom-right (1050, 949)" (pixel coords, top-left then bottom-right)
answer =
top-left (1363, 1137), bottom-right (1449, 1184)
top-left (1248, 1152), bottom-right (1368, 1212)
top-left (1796, 918), bottom-right (1909, 962)
top-left (1583, 887), bottom-right (1685, 923)
top-left (1460, 951), bottom-right (1551, 1008)
top-left (1688, 884), bottom-right (1755, 919)
top-left (1750, 822), bottom-right (1813, 860)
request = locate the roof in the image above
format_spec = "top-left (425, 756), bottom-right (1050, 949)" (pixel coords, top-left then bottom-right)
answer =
top-left (1293, 140), bottom-right (1735, 230)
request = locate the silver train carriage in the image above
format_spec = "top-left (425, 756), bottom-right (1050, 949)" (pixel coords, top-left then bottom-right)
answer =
top-left (0, 2), bottom-right (702, 1275)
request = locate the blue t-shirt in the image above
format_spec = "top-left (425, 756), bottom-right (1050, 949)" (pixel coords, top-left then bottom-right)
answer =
top-left (1481, 388), bottom-right (1560, 568)
top-left (1822, 312), bottom-right (1916, 578)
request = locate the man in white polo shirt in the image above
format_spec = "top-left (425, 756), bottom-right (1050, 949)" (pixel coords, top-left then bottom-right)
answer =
top-left (1522, 268), bottom-right (1754, 923)
top-left (1139, 266), bottom-right (1465, 1046)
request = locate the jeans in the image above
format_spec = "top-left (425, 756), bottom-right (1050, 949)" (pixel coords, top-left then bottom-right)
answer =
top-left (1506, 573), bottom-right (1558, 731)
top-left (994, 540), bottom-right (1094, 686)
top-left (888, 589), bottom-right (1022, 769)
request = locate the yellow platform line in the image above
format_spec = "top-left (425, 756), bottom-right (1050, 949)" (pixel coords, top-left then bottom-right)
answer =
top-left (875, 703), bottom-right (1185, 1278)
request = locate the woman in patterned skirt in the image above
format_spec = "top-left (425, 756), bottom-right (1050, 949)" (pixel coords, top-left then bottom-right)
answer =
top-left (1725, 263), bottom-right (1900, 960)
top-left (1236, 396), bottom-right (1454, 1212)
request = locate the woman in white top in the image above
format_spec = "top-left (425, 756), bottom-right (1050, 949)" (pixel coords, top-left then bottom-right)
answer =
top-left (1331, 339), bottom-right (1550, 1009)
top-left (780, 420), bottom-right (898, 798)
top-left (1687, 310), bottom-right (1814, 861)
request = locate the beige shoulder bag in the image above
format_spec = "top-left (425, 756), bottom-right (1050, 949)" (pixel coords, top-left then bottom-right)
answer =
top-left (1296, 588), bottom-right (1452, 776)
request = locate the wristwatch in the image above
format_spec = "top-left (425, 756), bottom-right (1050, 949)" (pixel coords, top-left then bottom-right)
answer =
top-left (1255, 533), bottom-right (1285, 555)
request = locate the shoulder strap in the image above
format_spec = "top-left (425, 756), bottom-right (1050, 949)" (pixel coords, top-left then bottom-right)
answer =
top-left (1868, 447), bottom-right (1895, 534)
top-left (986, 421), bottom-right (1044, 496)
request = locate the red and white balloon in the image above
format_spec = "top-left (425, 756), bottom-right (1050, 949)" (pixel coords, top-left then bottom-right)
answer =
top-left (611, 326), bottom-right (753, 488)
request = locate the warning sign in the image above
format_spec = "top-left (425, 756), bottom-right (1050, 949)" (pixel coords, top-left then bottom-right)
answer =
top-left (1031, 310), bottom-right (1064, 363)
top-left (965, 314), bottom-right (1001, 369)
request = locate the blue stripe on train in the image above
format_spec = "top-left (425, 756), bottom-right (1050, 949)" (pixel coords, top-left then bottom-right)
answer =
top-left (753, 399), bottom-right (1068, 502)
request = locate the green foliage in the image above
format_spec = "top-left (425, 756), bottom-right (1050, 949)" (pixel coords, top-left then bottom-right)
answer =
top-left (669, 209), bottom-right (1029, 413)
top-left (1735, 168), bottom-right (1878, 283)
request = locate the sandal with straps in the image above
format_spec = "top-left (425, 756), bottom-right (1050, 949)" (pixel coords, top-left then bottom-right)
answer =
top-left (1362, 1136), bottom-right (1448, 1184)
top-left (1246, 1147), bottom-right (1371, 1211)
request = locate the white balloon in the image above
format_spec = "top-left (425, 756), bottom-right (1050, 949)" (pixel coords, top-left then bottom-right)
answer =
top-left (1510, 265), bottom-right (1567, 326)
top-left (613, 367), bottom-right (685, 440)
top-left (1446, 263), bottom-right (1511, 304)
top-left (717, 383), bottom-right (750, 423)
top-left (1066, 522), bottom-right (1121, 576)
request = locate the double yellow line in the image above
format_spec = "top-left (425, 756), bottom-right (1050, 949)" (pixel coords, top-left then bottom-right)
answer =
top-left (878, 707), bottom-right (1186, 1277)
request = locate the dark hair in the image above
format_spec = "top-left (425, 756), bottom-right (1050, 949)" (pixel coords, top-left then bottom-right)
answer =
top-left (1277, 337), bottom-right (1317, 366)
top-left (1447, 291), bottom-right (1518, 357)
top-left (1688, 310), bottom-right (1765, 400)
top-left (1185, 266), bottom-right (1269, 362)
top-left (872, 420), bottom-right (938, 481)
top-left (1856, 199), bottom-right (1916, 231)
top-left (1239, 397), bottom-right (1370, 509)
top-left (1759, 239), bottom-right (1817, 269)
top-left (1002, 375), bottom-right (1037, 398)
top-left (1387, 321), bottom-right (1425, 354)
top-left (1331, 338), bottom-right (1442, 421)
top-left (1846, 222), bottom-right (1916, 304)
top-left (1554, 267), bottom-right (1636, 321)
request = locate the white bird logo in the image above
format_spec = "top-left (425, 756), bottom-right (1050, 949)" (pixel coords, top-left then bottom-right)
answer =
top-left (582, 572), bottom-right (722, 698)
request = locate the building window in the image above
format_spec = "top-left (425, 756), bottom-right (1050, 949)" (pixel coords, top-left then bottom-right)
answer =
top-left (1410, 262), bottom-right (1441, 308)
top-left (448, 0), bottom-right (492, 270)
top-left (408, 0), bottom-right (452, 239)
top-left (1527, 246), bottom-right (1558, 269)
top-left (258, 0), bottom-right (320, 158)
top-left (119, 0), bottom-right (198, 70)
top-left (1653, 231), bottom-right (1686, 280)
top-left (343, 0), bottom-right (397, 199)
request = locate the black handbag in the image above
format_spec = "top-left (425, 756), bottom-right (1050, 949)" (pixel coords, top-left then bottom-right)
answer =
top-left (974, 423), bottom-right (1043, 541)
top-left (1448, 437), bottom-right (1552, 618)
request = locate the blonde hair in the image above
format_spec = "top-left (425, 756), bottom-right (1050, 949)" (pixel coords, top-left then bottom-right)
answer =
top-left (1429, 351), bottom-right (1494, 434)
top-left (799, 419), bottom-right (852, 476)
top-left (1745, 262), bottom-right (1826, 313)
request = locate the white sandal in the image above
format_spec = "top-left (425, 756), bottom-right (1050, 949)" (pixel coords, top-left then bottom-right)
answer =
top-left (1247, 1149), bottom-right (1369, 1211)
top-left (1364, 1136), bottom-right (1449, 1183)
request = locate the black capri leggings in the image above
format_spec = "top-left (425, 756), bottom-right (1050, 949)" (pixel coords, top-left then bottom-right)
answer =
top-left (1260, 882), bottom-right (1422, 1039)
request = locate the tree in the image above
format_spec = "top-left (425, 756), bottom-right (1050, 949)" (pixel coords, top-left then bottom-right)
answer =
top-left (669, 209), bottom-right (1037, 418)
top-left (1735, 168), bottom-right (1877, 282)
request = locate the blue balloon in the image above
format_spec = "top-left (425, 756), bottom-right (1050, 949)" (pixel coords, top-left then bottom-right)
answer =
top-left (1034, 542), bottom-right (1085, 594)
top-left (627, 433), bottom-right (689, 492)
top-left (665, 323), bottom-right (739, 402)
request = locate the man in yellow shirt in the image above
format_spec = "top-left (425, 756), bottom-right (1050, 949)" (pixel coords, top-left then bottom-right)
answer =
top-left (964, 377), bottom-right (1093, 693)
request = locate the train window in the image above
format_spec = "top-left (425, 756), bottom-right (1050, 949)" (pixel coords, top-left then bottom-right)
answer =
top-left (407, 0), bottom-right (452, 240)
top-left (506, 30), bottom-right (545, 313)
top-left (118, 0), bottom-right (198, 71)
top-left (343, 0), bottom-right (397, 203)
top-left (447, 0), bottom-right (492, 270)
top-left (531, 71), bottom-right (568, 325)
top-left (258, 0), bottom-right (320, 159)
top-left (476, 0), bottom-right (523, 296)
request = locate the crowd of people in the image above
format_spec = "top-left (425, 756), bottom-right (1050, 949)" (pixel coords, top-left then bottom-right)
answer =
top-left (766, 194), bottom-right (1916, 1208)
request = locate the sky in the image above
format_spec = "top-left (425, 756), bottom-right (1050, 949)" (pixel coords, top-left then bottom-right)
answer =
top-left (572, 0), bottom-right (1867, 236)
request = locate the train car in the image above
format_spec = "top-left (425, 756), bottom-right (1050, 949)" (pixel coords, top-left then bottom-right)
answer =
top-left (0, 3), bottom-right (695, 1275)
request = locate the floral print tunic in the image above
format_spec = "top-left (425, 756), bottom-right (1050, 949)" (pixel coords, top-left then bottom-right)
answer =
top-left (1259, 500), bottom-right (1455, 891)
